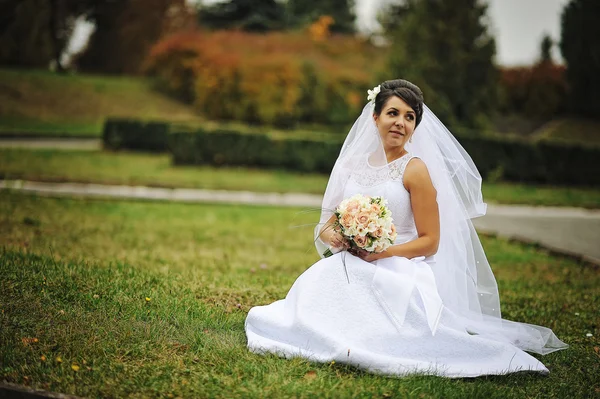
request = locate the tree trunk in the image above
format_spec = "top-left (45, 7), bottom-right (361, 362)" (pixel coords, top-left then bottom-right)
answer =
top-left (49, 0), bottom-right (65, 72)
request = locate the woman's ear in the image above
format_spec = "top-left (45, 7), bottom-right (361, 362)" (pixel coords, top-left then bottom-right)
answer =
top-left (373, 113), bottom-right (378, 124)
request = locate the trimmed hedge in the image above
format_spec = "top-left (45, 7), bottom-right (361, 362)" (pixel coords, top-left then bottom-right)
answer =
top-left (103, 119), bottom-right (169, 152)
top-left (103, 117), bottom-right (600, 186)
top-left (170, 128), bottom-right (342, 174)
top-left (460, 136), bottom-right (600, 186)
top-left (170, 127), bottom-right (600, 186)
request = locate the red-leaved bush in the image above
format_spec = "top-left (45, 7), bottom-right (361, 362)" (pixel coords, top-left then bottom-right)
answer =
top-left (498, 63), bottom-right (568, 119)
top-left (145, 30), bottom-right (384, 127)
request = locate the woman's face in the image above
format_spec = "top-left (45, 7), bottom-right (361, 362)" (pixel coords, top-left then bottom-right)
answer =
top-left (373, 96), bottom-right (417, 152)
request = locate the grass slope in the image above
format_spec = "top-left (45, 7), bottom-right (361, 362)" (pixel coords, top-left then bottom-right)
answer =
top-left (533, 118), bottom-right (600, 146)
top-left (0, 68), bottom-right (203, 136)
top-left (1, 148), bottom-right (599, 208)
top-left (0, 193), bottom-right (599, 398)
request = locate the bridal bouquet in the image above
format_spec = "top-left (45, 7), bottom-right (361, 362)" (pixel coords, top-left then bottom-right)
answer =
top-left (323, 194), bottom-right (397, 257)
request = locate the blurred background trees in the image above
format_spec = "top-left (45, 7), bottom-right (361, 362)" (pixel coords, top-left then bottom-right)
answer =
top-left (0, 0), bottom-right (194, 75)
top-left (287, 0), bottom-right (356, 33)
top-left (381, 0), bottom-right (498, 130)
top-left (496, 35), bottom-right (567, 130)
top-left (0, 0), bottom-right (96, 71)
top-left (560, 0), bottom-right (600, 119)
top-left (198, 0), bottom-right (286, 32)
top-left (77, 0), bottom-right (195, 75)
top-left (145, 30), bottom-right (378, 127)
top-left (0, 0), bottom-right (598, 132)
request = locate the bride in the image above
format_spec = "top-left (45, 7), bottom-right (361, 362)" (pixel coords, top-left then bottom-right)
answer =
top-left (245, 79), bottom-right (567, 377)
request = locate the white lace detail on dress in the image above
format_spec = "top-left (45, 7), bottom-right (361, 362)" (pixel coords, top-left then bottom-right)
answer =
top-left (350, 154), bottom-right (415, 187)
top-left (343, 153), bottom-right (418, 244)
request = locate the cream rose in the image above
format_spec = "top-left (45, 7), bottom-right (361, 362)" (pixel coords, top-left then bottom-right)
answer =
top-left (354, 235), bottom-right (368, 248)
top-left (347, 200), bottom-right (360, 213)
top-left (357, 211), bottom-right (370, 226)
top-left (373, 227), bottom-right (383, 238)
top-left (340, 213), bottom-right (354, 229)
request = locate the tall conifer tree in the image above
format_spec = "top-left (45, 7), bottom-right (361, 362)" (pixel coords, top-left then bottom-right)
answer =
top-left (382, 0), bottom-right (497, 129)
top-left (560, 0), bottom-right (600, 118)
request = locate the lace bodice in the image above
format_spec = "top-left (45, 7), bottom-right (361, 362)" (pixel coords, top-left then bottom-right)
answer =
top-left (343, 153), bottom-right (418, 244)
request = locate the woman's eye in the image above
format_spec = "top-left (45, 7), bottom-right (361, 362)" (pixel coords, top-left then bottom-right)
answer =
top-left (407, 115), bottom-right (414, 121)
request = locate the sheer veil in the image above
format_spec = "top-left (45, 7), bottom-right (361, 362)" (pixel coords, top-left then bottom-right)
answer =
top-left (315, 101), bottom-right (568, 355)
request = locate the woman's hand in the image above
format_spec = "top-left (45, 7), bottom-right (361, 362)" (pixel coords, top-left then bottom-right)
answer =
top-left (329, 227), bottom-right (349, 250)
top-left (319, 214), bottom-right (350, 251)
top-left (350, 248), bottom-right (388, 262)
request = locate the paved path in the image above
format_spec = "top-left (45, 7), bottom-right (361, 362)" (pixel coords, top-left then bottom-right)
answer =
top-left (2, 179), bottom-right (599, 265)
top-left (472, 205), bottom-right (600, 265)
top-left (0, 138), bottom-right (101, 150)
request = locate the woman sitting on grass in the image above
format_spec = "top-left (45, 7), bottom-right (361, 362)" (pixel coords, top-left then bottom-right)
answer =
top-left (245, 79), bottom-right (567, 377)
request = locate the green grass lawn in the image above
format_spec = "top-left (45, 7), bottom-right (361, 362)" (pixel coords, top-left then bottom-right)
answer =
top-left (0, 68), bottom-right (204, 137)
top-left (0, 148), bottom-right (328, 194)
top-left (1, 148), bottom-right (599, 208)
top-left (0, 192), bottom-right (598, 398)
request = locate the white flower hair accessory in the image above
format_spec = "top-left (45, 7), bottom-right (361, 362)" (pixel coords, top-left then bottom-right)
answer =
top-left (367, 85), bottom-right (381, 103)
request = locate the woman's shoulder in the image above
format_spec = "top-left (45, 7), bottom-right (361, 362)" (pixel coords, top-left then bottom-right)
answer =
top-left (403, 156), bottom-right (433, 186)
top-left (405, 156), bottom-right (426, 171)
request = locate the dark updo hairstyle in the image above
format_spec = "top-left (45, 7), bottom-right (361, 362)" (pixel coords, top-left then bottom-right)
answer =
top-left (373, 79), bottom-right (424, 127)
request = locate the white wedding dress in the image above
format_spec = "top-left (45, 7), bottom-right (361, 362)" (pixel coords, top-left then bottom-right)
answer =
top-left (245, 154), bottom-right (551, 378)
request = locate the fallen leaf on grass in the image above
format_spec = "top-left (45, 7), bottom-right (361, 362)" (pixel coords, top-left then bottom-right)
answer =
top-left (21, 337), bottom-right (38, 346)
top-left (304, 370), bottom-right (317, 381)
top-left (71, 364), bottom-right (80, 372)
top-left (170, 342), bottom-right (189, 352)
top-left (40, 355), bottom-right (46, 362)
top-left (55, 356), bottom-right (62, 363)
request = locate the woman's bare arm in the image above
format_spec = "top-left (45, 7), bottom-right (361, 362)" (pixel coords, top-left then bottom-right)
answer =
top-left (357, 158), bottom-right (440, 261)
